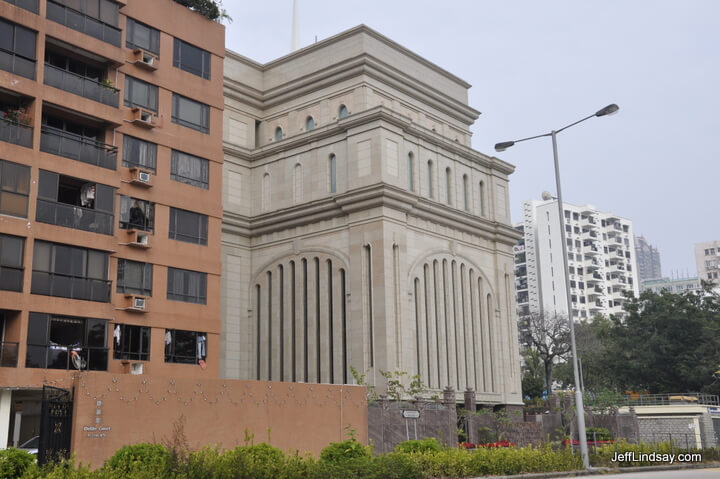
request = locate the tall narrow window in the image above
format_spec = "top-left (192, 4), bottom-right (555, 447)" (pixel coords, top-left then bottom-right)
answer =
top-left (293, 164), bottom-right (303, 203)
top-left (462, 174), bottom-right (469, 211)
top-left (364, 245), bottom-right (374, 367)
top-left (445, 167), bottom-right (452, 205)
top-left (407, 153), bottom-right (415, 192)
top-left (305, 116), bottom-right (314, 131)
top-left (338, 104), bottom-right (348, 119)
top-left (479, 181), bottom-right (485, 216)
top-left (427, 160), bottom-right (434, 199)
top-left (274, 126), bottom-right (283, 141)
top-left (328, 154), bottom-right (337, 193)
top-left (262, 173), bottom-right (270, 211)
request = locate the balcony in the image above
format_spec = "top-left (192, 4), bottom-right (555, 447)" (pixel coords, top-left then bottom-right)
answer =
top-left (25, 344), bottom-right (107, 371)
top-left (40, 125), bottom-right (117, 169)
top-left (0, 341), bottom-right (19, 367)
top-left (31, 270), bottom-right (111, 302)
top-left (44, 63), bottom-right (119, 107)
top-left (0, 265), bottom-right (23, 292)
top-left (46, 0), bottom-right (121, 47)
top-left (0, 117), bottom-right (32, 148)
top-left (3, 0), bottom-right (38, 12)
top-left (36, 199), bottom-right (114, 235)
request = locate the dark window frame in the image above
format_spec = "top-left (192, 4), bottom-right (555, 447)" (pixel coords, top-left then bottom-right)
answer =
top-left (119, 195), bottom-right (154, 232)
top-left (0, 233), bottom-right (24, 292)
top-left (122, 135), bottom-right (157, 172)
top-left (113, 323), bottom-right (150, 361)
top-left (126, 17), bottom-right (160, 55)
top-left (116, 258), bottom-right (152, 297)
top-left (172, 38), bottom-right (210, 79)
top-left (166, 267), bottom-right (206, 304)
top-left (164, 328), bottom-right (206, 364)
top-left (0, 159), bottom-right (31, 218)
top-left (0, 18), bottom-right (37, 79)
top-left (170, 149), bottom-right (209, 189)
top-left (171, 93), bottom-right (209, 133)
top-left (168, 207), bottom-right (208, 245)
top-left (124, 75), bottom-right (158, 112)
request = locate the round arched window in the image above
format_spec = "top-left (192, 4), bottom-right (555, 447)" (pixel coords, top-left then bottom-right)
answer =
top-left (305, 116), bottom-right (315, 131)
top-left (338, 104), bottom-right (349, 119)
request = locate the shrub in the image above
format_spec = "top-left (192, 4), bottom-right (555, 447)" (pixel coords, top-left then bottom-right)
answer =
top-left (394, 438), bottom-right (442, 454)
top-left (319, 438), bottom-right (371, 464)
top-left (0, 448), bottom-right (35, 479)
top-left (103, 443), bottom-right (171, 478)
top-left (586, 427), bottom-right (612, 441)
top-left (223, 443), bottom-right (288, 479)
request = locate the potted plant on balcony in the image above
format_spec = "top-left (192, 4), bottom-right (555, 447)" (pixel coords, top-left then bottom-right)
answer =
top-left (2, 108), bottom-right (32, 126)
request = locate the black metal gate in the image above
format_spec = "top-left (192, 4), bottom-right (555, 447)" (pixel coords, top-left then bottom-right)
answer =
top-left (38, 386), bottom-right (73, 465)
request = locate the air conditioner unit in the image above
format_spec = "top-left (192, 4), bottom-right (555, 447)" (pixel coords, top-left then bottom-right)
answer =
top-left (131, 107), bottom-right (155, 128)
top-left (126, 229), bottom-right (150, 248)
top-left (130, 362), bottom-right (144, 375)
top-left (129, 167), bottom-right (152, 186)
top-left (133, 49), bottom-right (158, 71)
top-left (132, 296), bottom-right (146, 310)
top-left (124, 294), bottom-right (148, 313)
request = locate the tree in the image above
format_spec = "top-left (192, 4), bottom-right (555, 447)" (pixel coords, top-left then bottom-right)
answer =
top-left (520, 312), bottom-right (571, 394)
top-left (521, 347), bottom-right (546, 399)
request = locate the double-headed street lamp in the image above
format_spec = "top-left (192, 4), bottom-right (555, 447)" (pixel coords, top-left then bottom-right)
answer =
top-left (495, 104), bottom-right (619, 469)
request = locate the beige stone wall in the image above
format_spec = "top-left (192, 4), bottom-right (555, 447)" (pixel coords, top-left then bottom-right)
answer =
top-left (221, 26), bottom-right (521, 405)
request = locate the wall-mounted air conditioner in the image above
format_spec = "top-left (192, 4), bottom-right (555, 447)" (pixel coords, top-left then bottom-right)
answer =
top-left (133, 49), bottom-right (158, 71)
top-left (131, 107), bottom-right (156, 128)
top-left (125, 294), bottom-right (148, 312)
top-left (129, 167), bottom-right (153, 187)
top-left (125, 229), bottom-right (150, 248)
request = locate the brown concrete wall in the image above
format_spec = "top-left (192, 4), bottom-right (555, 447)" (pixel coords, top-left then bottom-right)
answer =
top-left (70, 373), bottom-right (367, 468)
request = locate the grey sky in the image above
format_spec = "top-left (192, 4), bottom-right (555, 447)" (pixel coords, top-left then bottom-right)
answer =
top-left (223, 0), bottom-right (720, 278)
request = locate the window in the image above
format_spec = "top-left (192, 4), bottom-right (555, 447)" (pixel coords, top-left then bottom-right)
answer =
top-left (171, 150), bottom-right (209, 188)
top-left (0, 159), bottom-right (31, 218)
top-left (167, 267), bottom-right (206, 304)
top-left (407, 153), bottom-right (415, 192)
top-left (478, 181), bottom-right (485, 216)
top-left (124, 76), bottom-right (158, 112)
top-left (45, 49), bottom-right (102, 82)
top-left (462, 174), bottom-right (469, 210)
top-left (169, 207), bottom-right (208, 245)
top-left (0, 18), bottom-right (37, 79)
top-left (328, 154), bottom-right (337, 193)
top-left (113, 323), bottom-right (150, 361)
top-left (117, 259), bottom-right (152, 296)
top-left (173, 38), bottom-right (210, 79)
top-left (164, 329), bottom-right (206, 364)
top-left (445, 168), bottom-right (452, 205)
top-left (31, 241), bottom-right (110, 302)
top-left (338, 104), bottom-right (348, 119)
top-left (0, 233), bottom-right (24, 292)
top-left (26, 312), bottom-right (107, 370)
top-left (427, 160), bottom-right (434, 198)
top-left (126, 18), bottom-right (159, 55)
top-left (172, 93), bottom-right (209, 133)
top-left (46, 0), bottom-right (120, 46)
top-left (122, 135), bottom-right (157, 172)
top-left (36, 170), bottom-right (115, 235)
top-left (274, 126), bottom-right (283, 141)
top-left (305, 116), bottom-right (314, 131)
top-left (119, 196), bottom-right (154, 232)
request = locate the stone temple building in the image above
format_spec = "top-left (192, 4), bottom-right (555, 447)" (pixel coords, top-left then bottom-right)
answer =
top-left (220, 26), bottom-right (522, 405)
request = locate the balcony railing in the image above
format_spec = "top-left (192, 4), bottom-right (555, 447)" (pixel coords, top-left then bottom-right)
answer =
top-left (3, 0), bottom-right (39, 13)
top-left (25, 344), bottom-right (107, 371)
top-left (44, 64), bottom-right (119, 107)
top-left (0, 341), bottom-right (19, 367)
top-left (0, 48), bottom-right (36, 79)
top-left (0, 117), bottom-right (32, 148)
top-left (0, 265), bottom-right (23, 292)
top-left (36, 199), bottom-right (114, 235)
top-left (31, 270), bottom-right (111, 302)
top-left (40, 125), bottom-right (117, 170)
top-left (622, 393), bottom-right (720, 407)
top-left (46, 0), bottom-right (121, 47)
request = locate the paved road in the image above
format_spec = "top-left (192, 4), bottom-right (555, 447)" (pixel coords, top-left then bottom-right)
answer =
top-left (591, 467), bottom-right (720, 478)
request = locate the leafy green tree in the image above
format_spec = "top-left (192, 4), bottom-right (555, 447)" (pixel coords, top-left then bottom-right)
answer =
top-left (521, 347), bottom-right (546, 399)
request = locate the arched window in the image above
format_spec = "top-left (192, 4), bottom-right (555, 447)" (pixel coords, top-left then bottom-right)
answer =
top-left (338, 104), bottom-right (349, 119)
top-left (427, 160), bottom-right (434, 199)
top-left (305, 116), bottom-right (314, 131)
top-left (262, 173), bottom-right (271, 211)
top-left (293, 164), bottom-right (303, 203)
top-left (445, 167), bottom-right (452, 205)
top-left (463, 174), bottom-right (469, 210)
top-left (274, 126), bottom-right (283, 141)
top-left (407, 153), bottom-right (415, 192)
top-left (328, 154), bottom-right (337, 193)
top-left (479, 180), bottom-right (485, 216)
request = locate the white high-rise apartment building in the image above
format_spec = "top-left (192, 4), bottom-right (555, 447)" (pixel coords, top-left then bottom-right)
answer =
top-left (515, 200), bottom-right (640, 320)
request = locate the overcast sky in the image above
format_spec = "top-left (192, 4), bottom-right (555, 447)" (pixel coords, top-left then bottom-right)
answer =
top-left (223, 0), bottom-right (719, 278)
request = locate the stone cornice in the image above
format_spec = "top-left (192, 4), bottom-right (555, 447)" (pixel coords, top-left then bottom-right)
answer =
top-left (223, 106), bottom-right (515, 177)
top-left (222, 183), bottom-right (520, 247)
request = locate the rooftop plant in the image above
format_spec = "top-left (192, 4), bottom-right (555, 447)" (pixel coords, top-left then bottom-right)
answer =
top-left (172, 0), bottom-right (231, 22)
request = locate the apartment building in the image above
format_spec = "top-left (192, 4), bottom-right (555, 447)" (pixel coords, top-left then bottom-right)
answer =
top-left (221, 26), bottom-right (523, 406)
top-left (634, 235), bottom-right (662, 282)
top-left (0, 0), bottom-right (224, 452)
top-left (515, 200), bottom-right (640, 321)
top-left (695, 240), bottom-right (720, 286)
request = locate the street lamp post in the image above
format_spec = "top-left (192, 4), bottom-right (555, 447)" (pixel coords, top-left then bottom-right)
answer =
top-left (495, 104), bottom-right (619, 469)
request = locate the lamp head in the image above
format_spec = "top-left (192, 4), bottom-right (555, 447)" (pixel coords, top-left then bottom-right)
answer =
top-left (595, 104), bottom-right (619, 117)
top-left (541, 191), bottom-right (556, 201)
top-left (494, 141), bottom-right (515, 152)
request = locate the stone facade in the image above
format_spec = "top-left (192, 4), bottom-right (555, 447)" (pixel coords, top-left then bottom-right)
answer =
top-left (221, 26), bottom-right (522, 405)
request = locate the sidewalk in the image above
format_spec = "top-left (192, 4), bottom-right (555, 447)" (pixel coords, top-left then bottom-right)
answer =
top-left (471, 462), bottom-right (720, 478)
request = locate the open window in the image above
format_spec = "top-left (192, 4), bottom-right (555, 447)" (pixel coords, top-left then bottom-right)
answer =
top-left (164, 329), bottom-right (206, 364)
